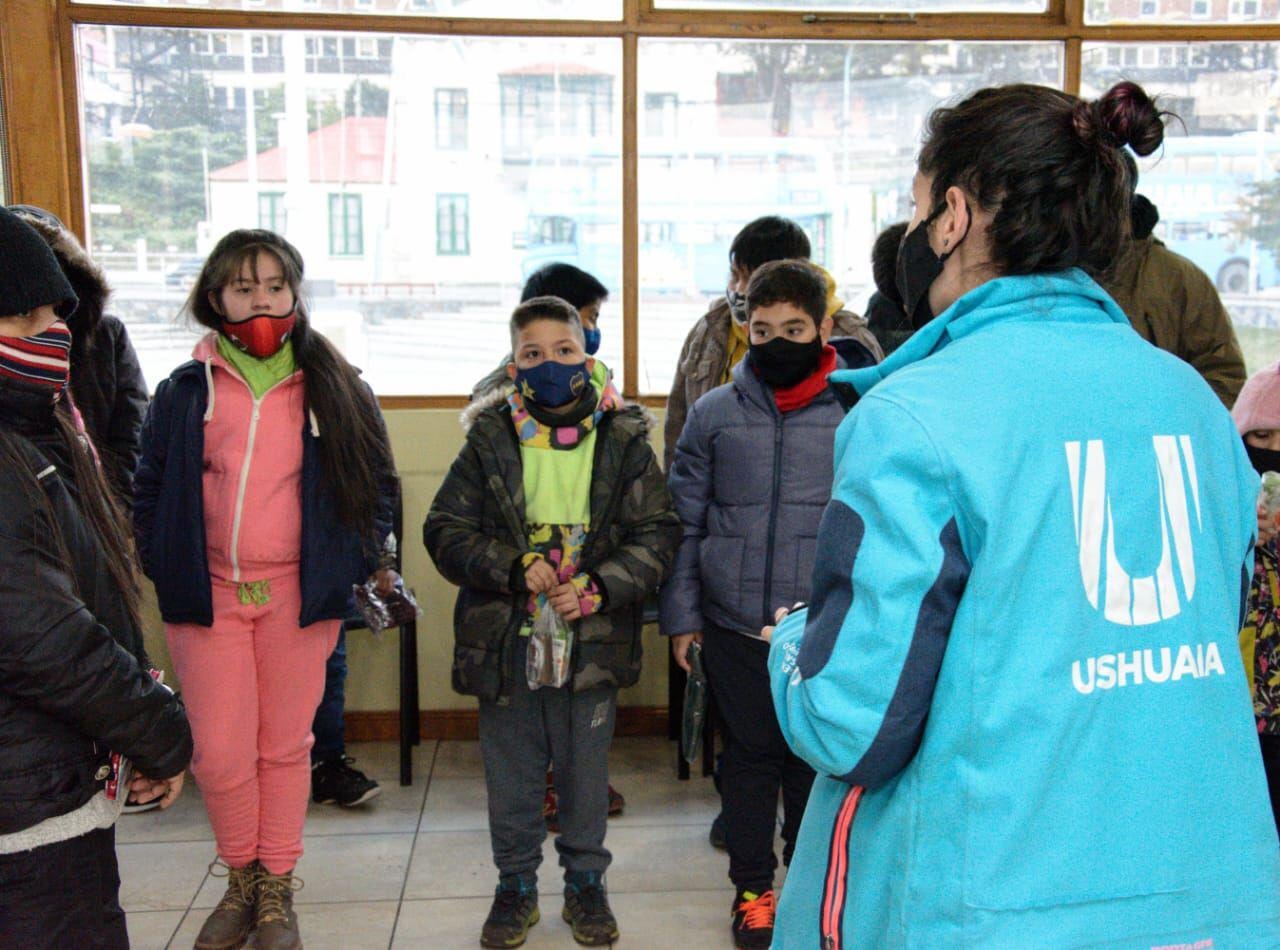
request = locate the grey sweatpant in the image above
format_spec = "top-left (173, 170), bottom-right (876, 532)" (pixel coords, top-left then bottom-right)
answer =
top-left (478, 636), bottom-right (617, 885)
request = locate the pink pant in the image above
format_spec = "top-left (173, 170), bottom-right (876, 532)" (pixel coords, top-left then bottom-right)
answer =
top-left (166, 573), bottom-right (339, 874)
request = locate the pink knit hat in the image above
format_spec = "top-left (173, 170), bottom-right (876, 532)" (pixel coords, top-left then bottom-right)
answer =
top-left (1232, 361), bottom-right (1280, 435)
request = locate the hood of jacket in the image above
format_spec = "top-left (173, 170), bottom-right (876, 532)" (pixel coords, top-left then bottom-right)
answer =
top-left (12, 210), bottom-right (110, 344)
top-left (832, 268), bottom-right (1129, 402)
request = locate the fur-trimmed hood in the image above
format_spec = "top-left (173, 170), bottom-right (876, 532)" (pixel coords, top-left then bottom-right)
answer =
top-left (11, 210), bottom-right (111, 343)
top-left (460, 378), bottom-right (657, 437)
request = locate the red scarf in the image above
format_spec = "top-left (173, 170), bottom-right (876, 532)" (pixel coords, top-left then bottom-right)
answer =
top-left (774, 344), bottom-right (837, 413)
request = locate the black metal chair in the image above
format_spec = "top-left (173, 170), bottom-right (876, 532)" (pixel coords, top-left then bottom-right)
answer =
top-left (341, 482), bottom-right (420, 786)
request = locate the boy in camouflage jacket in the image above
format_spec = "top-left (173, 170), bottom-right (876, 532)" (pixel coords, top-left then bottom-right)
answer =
top-left (425, 297), bottom-right (679, 948)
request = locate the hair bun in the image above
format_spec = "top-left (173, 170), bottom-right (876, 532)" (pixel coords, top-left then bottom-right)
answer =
top-left (1095, 80), bottom-right (1167, 157)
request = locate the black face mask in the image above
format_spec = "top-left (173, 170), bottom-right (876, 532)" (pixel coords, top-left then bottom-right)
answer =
top-left (895, 205), bottom-right (967, 331)
top-left (1247, 441), bottom-right (1280, 477)
top-left (749, 336), bottom-right (824, 389)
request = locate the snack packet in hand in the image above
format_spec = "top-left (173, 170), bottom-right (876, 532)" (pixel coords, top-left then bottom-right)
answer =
top-left (352, 576), bottom-right (423, 634)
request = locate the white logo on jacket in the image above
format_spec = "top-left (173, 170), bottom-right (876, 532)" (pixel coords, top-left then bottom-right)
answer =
top-left (1064, 436), bottom-right (1201, 627)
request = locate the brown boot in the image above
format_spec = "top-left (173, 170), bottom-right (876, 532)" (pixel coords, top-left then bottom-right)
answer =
top-left (194, 860), bottom-right (261, 950)
top-left (254, 868), bottom-right (304, 950)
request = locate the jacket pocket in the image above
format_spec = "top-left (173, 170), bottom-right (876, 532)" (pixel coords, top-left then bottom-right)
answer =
top-left (699, 536), bottom-right (745, 613)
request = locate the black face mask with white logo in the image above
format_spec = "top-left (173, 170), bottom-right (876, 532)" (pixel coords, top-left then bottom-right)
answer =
top-left (749, 336), bottom-right (823, 389)
top-left (1247, 441), bottom-right (1280, 477)
top-left (895, 204), bottom-right (969, 330)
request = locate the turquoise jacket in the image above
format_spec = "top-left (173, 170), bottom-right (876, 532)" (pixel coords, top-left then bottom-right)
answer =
top-left (768, 270), bottom-right (1280, 948)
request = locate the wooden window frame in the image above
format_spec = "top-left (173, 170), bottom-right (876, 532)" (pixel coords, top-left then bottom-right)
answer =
top-left (1, 0), bottom-right (1277, 408)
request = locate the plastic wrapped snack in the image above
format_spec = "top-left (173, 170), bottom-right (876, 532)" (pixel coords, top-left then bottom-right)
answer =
top-left (527, 600), bottom-right (575, 689)
top-left (1262, 471), bottom-right (1280, 532)
top-left (681, 640), bottom-right (709, 764)
top-left (352, 576), bottom-right (423, 634)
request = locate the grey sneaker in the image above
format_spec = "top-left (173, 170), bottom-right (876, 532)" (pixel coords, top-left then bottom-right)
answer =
top-left (480, 883), bottom-right (540, 948)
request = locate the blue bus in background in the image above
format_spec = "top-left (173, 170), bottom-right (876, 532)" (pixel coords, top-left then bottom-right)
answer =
top-left (521, 137), bottom-right (835, 294)
top-left (1139, 133), bottom-right (1280, 295)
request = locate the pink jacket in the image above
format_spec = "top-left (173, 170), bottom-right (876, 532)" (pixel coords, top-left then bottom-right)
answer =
top-left (194, 334), bottom-right (309, 582)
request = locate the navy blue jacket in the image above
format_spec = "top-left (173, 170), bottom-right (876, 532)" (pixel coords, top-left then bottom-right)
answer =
top-left (134, 358), bottom-right (395, 627)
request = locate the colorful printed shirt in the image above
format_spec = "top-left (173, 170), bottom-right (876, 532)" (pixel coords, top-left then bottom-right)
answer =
top-left (1242, 541), bottom-right (1280, 734)
top-left (510, 362), bottom-right (622, 629)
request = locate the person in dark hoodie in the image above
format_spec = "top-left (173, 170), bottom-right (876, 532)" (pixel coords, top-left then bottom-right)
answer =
top-left (1100, 154), bottom-right (1246, 407)
top-left (9, 205), bottom-right (149, 499)
top-left (660, 260), bottom-right (844, 949)
top-left (0, 207), bottom-right (192, 948)
top-left (863, 221), bottom-right (911, 356)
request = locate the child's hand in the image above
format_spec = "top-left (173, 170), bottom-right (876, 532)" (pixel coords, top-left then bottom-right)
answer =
top-left (671, 632), bottom-right (702, 673)
top-left (548, 583), bottom-right (582, 621)
top-left (761, 605), bottom-right (801, 643)
top-left (372, 568), bottom-right (400, 595)
top-left (525, 558), bottom-right (558, 594)
top-left (128, 771), bottom-right (185, 809)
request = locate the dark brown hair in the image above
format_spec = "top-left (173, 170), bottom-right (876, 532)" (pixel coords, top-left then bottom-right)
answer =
top-left (0, 408), bottom-right (143, 629)
top-left (746, 259), bottom-right (827, 327)
top-left (509, 295), bottom-right (584, 352)
top-left (185, 229), bottom-right (392, 543)
top-left (917, 81), bottom-right (1171, 279)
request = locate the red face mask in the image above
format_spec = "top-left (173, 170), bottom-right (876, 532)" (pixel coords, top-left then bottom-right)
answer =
top-left (221, 311), bottom-right (297, 359)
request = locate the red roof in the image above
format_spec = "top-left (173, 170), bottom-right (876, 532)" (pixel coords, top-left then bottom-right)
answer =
top-left (499, 63), bottom-right (609, 77)
top-left (210, 117), bottom-right (392, 184)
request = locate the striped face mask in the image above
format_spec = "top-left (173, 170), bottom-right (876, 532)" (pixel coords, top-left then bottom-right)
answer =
top-left (0, 319), bottom-right (72, 393)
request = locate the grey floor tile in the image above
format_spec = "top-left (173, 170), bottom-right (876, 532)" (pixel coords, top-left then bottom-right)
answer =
top-left (392, 896), bottom-right (565, 949)
top-left (403, 829), bottom-right (513, 900)
top-left (192, 833), bottom-right (415, 908)
top-left (124, 908), bottom-right (185, 950)
top-left (114, 779), bottom-right (214, 845)
top-left (609, 888), bottom-right (733, 948)
top-left (430, 739), bottom-right (485, 778)
top-left (603, 824), bottom-right (730, 895)
top-left (118, 840), bottom-right (213, 913)
top-left (303, 752), bottom-right (429, 837)
top-left (174, 900), bottom-right (398, 950)
top-left (418, 776), bottom-right (490, 833)
top-left (608, 736), bottom-right (684, 777)
top-left (605, 772), bottom-right (721, 829)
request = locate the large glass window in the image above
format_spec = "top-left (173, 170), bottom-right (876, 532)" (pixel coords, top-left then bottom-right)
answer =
top-left (72, 0), bottom-right (621, 19)
top-left (1082, 42), bottom-right (1280, 373)
top-left (434, 88), bottom-right (468, 150)
top-left (635, 39), bottom-right (1063, 394)
top-left (75, 27), bottom-right (621, 394)
top-left (656, 0), bottom-right (1046, 10)
top-left (1087, 0), bottom-right (1280, 24)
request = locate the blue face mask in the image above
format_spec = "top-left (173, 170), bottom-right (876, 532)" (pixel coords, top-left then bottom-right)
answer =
top-left (515, 359), bottom-right (590, 408)
top-left (583, 327), bottom-right (602, 355)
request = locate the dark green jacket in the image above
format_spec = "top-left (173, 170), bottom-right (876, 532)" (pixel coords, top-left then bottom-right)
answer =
top-left (1102, 236), bottom-right (1246, 408)
top-left (424, 395), bottom-right (680, 701)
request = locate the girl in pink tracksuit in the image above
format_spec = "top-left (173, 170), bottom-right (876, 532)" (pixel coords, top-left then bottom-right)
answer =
top-left (134, 230), bottom-right (397, 950)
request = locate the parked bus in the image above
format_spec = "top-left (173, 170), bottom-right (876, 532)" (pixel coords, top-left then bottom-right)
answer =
top-left (1138, 132), bottom-right (1280, 295)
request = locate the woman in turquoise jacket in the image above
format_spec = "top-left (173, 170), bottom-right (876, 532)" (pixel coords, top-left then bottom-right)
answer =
top-left (768, 81), bottom-right (1280, 948)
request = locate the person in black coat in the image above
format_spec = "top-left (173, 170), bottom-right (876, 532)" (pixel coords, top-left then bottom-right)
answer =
top-left (0, 207), bottom-right (191, 949)
top-left (10, 205), bottom-right (149, 500)
top-left (863, 221), bottom-right (912, 356)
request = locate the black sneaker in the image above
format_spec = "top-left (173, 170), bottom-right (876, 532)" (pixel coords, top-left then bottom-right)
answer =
top-left (480, 884), bottom-right (540, 948)
top-left (311, 756), bottom-right (381, 807)
top-left (709, 811), bottom-right (727, 851)
top-left (731, 888), bottom-right (775, 949)
top-left (562, 873), bottom-right (619, 946)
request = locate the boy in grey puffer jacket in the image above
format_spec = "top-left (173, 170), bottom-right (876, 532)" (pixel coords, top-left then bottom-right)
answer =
top-left (659, 260), bottom-right (845, 950)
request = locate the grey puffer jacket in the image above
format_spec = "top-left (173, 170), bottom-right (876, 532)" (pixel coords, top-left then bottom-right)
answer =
top-left (659, 352), bottom-right (846, 639)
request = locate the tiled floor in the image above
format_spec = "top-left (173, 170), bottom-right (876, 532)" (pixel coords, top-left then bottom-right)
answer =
top-left (119, 737), bottom-right (751, 949)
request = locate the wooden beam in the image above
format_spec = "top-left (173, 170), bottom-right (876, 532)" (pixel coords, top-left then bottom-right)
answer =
top-left (621, 30), bottom-right (640, 399)
top-left (0, 0), bottom-right (79, 230)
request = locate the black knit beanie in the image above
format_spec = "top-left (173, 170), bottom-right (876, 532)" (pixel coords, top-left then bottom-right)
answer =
top-left (0, 206), bottom-right (78, 320)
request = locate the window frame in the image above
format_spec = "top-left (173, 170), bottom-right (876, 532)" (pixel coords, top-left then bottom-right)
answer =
top-left (4, 0), bottom-right (1279, 405)
top-left (328, 192), bottom-right (365, 257)
top-left (436, 192), bottom-right (471, 256)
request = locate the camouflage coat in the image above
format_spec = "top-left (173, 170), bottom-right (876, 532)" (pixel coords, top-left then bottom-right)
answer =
top-left (424, 394), bottom-right (680, 701)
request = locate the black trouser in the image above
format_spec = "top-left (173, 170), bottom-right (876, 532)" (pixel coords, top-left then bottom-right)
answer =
top-left (1261, 733), bottom-right (1280, 842)
top-left (0, 826), bottom-right (128, 950)
top-left (702, 623), bottom-right (815, 892)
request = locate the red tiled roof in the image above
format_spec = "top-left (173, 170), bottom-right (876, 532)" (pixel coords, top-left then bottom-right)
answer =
top-left (499, 62), bottom-right (609, 77)
top-left (210, 116), bottom-right (392, 184)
